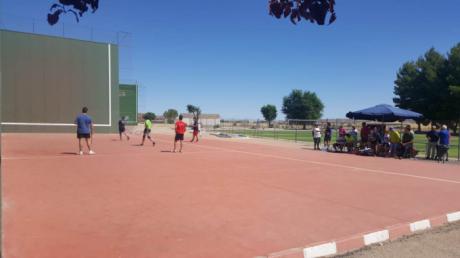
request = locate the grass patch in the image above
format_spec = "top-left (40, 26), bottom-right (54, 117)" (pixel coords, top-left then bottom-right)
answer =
top-left (215, 128), bottom-right (459, 159)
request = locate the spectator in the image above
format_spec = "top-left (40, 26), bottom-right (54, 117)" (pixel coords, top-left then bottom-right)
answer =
top-left (344, 133), bottom-right (356, 152)
top-left (369, 126), bottom-right (381, 155)
top-left (350, 126), bottom-right (358, 141)
top-left (338, 125), bottom-right (346, 138)
top-left (323, 122), bottom-right (332, 151)
top-left (333, 137), bottom-right (346, 152)
top-left (425, 126), bottom-right (439, 160)
top-left (388, 127), bottom-right (401, 157)
top-left (438, 125), bottom-right (450, 162)
top-left (333, 127), bottom-right (346, 152)
top-left (360, 122), bottom-right (370, 147)
top-left (381, 130), bottom-right (391, 156)
top-left (401, 125), bottom-right (415, 158)
top-left (312, 124), bottom-right (322, 150)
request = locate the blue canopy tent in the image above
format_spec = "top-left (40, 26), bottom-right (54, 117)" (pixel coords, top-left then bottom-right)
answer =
top-left (346, 104), bottom-right (423, 122)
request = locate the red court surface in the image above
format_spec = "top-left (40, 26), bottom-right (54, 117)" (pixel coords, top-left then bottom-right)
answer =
top-left (2, 133), bottom-right (460, 258)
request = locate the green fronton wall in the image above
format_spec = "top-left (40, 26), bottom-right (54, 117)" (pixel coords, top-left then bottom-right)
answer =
top-left (119, 84), bottom-right (138, 125)
top-left (0, 30), bottom-right (119, 133)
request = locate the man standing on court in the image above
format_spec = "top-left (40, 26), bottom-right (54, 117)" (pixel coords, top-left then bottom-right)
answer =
top-left (118, 116), bottom-right (130, 141)
top-left (173, 115), bottom-right (187, 153)
top-left (75, 106), bottom-right (95, 155)
top-left (190, 118), bottom-right (200, 143)
top-left (141, 116), bottom-right (155, 146)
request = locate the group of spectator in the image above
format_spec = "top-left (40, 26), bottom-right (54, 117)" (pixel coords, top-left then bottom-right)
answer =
top-left (311, 122), bottom-right (451, 161)
top-left (424, 125), bottom-right (451, 161)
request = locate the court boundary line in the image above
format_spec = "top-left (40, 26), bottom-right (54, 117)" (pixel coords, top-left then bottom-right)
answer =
top-left (0, 44), bottom-right (113, 127)
top-left (154, 139), bottom-right (460, 185)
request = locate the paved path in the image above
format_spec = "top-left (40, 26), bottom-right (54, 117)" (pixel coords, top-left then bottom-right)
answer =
top-left (337, 221), bottom-right (460, 258)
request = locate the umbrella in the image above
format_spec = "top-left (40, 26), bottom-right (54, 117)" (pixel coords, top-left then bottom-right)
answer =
top-left (346, 104), bottom-right (423, 122)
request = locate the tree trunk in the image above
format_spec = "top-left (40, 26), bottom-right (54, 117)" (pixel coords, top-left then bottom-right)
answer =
top-left (417, 122), bottom-right (421, 132)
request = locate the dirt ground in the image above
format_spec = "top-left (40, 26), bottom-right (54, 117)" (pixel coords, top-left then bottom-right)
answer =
top-left (336, 221), bottom-right (460, 258)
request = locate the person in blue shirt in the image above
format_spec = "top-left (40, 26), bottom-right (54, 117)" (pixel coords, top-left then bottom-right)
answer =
top-left (75, 106), bottom-right (95, 155)
top-left (437, 125), bottom-right (450, 161)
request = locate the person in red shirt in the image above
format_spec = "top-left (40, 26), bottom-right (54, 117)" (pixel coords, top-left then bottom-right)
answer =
top-left (173, 115), bottom-right (187, 153)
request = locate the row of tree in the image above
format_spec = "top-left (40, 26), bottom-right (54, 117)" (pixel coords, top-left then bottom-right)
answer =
top-left (393, 43), bottom-right (460, 133)
top-left (143, 105), bottom-right (202, 124)
top-left (261, 44), bottom-right (460, 133)
top-left (261, 89), bottom-right (324, 127)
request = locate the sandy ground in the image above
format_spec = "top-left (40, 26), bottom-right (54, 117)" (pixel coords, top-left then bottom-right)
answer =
top-left (336, 221), bottom-right (460, 258)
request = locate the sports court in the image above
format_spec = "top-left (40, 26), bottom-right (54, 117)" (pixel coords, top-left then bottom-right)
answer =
top-left (2, 131), bottom-right (460, 258)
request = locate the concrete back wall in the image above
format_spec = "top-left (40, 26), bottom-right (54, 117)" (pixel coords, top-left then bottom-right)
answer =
top-left (0, 30), bottom-right (119, 133)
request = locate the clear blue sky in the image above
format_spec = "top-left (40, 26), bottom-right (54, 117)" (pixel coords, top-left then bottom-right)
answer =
top-left (2, 0), bottom-right (460, 119)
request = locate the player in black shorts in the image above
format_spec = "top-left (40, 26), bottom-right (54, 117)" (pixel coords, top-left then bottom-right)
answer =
top-left (118, 117), bottom-right (130, 141)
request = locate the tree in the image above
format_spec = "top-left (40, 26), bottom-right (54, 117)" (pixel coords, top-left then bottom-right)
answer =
top-left (268, 0), bottom-right (337, 25)
top-left (394, 45), bottom-right (460, 133)
top-left (187, 105), bottom-right (201, 121)
top-left (143, 112), bottom-right (156, 121)
top-left (447, 43), bottom-right (460, 133)
top-left (394, 49), bottom-right (447, 131)
top-left (163, 109), bottom-right (179, 124)
top-left (282, 89), bottom-right (324, 129)
top-left (261, 105), bottom-right (277, 127)
top-left (47, 0), bottom-right (99, 25)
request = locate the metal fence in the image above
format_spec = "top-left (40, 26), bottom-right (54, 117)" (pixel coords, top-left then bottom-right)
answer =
top-left (210, 120), bottom-right (460, 161)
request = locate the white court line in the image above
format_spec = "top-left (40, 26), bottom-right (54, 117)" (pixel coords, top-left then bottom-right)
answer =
top-left (153, 139), bottom-right (460, 185)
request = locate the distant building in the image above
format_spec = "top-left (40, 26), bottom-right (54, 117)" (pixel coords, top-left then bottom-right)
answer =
top-left (153, 115), bottom-right (166, 124)
top-left (181, 113), bottom-right (221, 127)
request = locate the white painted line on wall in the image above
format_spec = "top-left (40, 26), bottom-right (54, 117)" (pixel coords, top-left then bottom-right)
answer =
top-left (303, 242), bottom-right (337, 258)
top-left (447, 211), bottom-right (460, 223)
top-left (410, 219), bottom-right (431, 232)
top-left (363, 230), bottom-right (389, 246)
top-left (108, 43), bottom-right (112, 127)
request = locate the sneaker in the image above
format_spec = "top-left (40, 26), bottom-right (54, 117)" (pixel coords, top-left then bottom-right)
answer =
top-left (152, 141), bottom-right (156, 147)
top-left (88, 150), bottom-right (96, 155)
top-left (78, 151), bottom-right (83, 155)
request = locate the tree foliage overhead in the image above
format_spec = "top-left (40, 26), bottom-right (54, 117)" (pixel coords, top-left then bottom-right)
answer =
top-left (163, 109), bottom-right (179, 124)
top-left (47, 0), bottom-right (99, 25)
top-left (261, 105), bottom-right (278, 126)
top-left (268, 0), bottom-right (337, 25)
top-left (143, 112), bottom-right (156, 121)
top-left (394, 44), bottom-right (460, 132)
top-left (282, 90), bottom-right (324, 120)
top-left (187, 105), bottom-right (202, 120)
